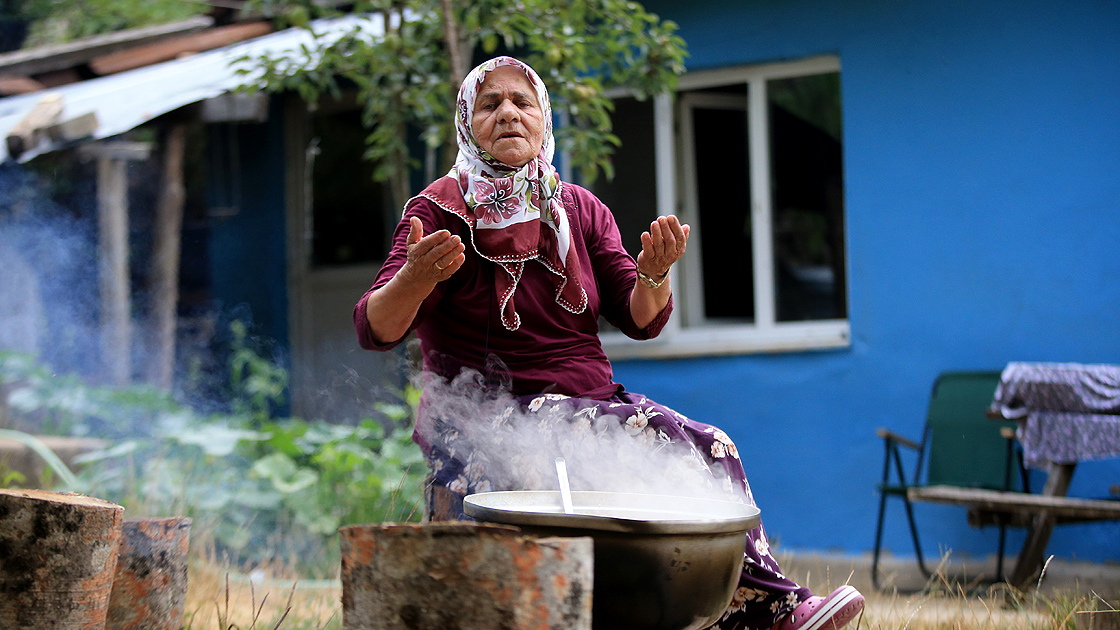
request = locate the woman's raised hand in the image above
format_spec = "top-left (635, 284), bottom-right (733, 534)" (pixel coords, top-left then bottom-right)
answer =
top-left (402, 216), bottom-right (466, 284)
top-left (636, 215), bottom-right (691, 280)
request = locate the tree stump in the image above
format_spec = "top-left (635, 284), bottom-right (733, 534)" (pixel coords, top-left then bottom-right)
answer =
top-left (0, 488), bottom-right (125, 630)
top-left (340, 522), bottom-right (593, 630)
top-left (105, 516), bottom-right (191, 630)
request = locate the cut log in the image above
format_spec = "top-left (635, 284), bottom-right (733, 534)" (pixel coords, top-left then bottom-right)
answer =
top-left (106, 517), bottom-right (191, 630)
top-left (340, 522), bottom-right (593, 630)
top-left (0, 488), bottom-right (125, 630)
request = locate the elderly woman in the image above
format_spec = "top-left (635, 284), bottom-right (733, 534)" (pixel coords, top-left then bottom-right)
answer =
top-left (354, 56), bottom-right (863, 630)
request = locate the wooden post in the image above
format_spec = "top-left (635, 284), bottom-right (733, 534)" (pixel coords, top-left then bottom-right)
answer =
top-left (340, 522), bottom-right (593, 630)
top-left (106, 517), bottom-right (191, 630)
top-left (97, 153), bottom-right (131, 386)
top-left (83, 142), bottom-right (151, 386)
top-left (148, 125), bottom-right (186, 390)
top-left (0, 489), bottom-right (125, 630)
top-left (1007, 461), bottom-right (1075, 588)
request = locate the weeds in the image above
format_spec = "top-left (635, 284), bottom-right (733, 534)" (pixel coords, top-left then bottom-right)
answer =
top-left (0, 345), bottom-right (425, 576)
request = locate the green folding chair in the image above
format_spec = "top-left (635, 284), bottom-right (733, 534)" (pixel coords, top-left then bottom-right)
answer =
top-left (871, 371), bottom-right (1026, 590)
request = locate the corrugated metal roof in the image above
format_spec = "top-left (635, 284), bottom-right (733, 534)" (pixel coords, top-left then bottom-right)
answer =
top-left (0, 14), bottom-right (386, 163)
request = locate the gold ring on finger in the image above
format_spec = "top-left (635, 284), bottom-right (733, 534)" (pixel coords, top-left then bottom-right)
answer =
top-left (435, 261), bottom-right (445, 270)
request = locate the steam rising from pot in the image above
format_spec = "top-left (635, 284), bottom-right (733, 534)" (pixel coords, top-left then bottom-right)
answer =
top-left (411, 366), bottom-right (754, 507)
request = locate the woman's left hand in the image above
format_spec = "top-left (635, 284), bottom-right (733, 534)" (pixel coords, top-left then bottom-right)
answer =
top-left (637, 215), bottom-right (691, 280)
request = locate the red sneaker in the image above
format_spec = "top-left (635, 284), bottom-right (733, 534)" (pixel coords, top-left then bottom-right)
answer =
top-left (772, 585), bottom-right (864, 630)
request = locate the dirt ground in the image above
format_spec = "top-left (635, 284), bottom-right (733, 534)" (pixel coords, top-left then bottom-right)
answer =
top-left (182, 551), bottom-right (1120, 630)
top-left (780, 551), bottom-right (1120, 630)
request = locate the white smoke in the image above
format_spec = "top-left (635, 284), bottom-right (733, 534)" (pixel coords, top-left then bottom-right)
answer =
top-left (411, 366), bottom-right (752, 505)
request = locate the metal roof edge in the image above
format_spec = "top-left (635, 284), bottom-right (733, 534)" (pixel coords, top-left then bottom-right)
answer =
top-left (0, 14), bottom-right (386, 163)
top-left (0, 16), bottom-right (216, 77)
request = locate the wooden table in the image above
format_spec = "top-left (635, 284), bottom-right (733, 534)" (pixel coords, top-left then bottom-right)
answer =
top-left (988, 362), bottom-right (1120, 588)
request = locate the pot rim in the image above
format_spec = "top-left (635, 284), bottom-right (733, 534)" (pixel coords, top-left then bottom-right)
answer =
top-left (464, 490), bottom-right (761, 534)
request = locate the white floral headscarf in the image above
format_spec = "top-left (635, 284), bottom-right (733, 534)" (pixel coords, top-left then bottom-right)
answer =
top-left (446, 56), bottom-right (587, 331)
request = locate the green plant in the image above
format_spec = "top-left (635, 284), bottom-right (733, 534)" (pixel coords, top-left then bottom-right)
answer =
top-left (0, 350), bottom-right (181, 438)
top-left (0, 340), bottom-right (426, 575)
top-left (228, 319), bottom-right (290, 424)
top-left (18, 0), bottom-right (207, 47)
top-left (0, 428), bottom-right (79, 488)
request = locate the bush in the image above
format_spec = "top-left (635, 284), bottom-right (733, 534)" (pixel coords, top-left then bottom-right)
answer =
top-left (0, 342), bottom-right (425, 577)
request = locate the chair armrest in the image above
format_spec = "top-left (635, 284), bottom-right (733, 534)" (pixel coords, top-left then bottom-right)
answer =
top-left (876, 427), bottom-right (921, 451)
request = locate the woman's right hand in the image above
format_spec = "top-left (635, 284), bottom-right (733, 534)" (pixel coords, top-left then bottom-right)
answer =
top-left (364, 216), bottom-right (466, 344)
top-left (400, 216), bottom-right (466, 285)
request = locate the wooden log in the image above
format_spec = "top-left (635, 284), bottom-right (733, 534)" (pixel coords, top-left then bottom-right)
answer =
top-left (0, 488), bottom-right (125, 630)
top-left (340, 522), bottom-right (593, 630)
top-left (148, 124), bottom-right (186, 390)
top-left (105, 517), bottom-right (191, 630)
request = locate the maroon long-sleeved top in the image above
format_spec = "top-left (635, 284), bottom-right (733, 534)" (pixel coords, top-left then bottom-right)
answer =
top-left (354, 177), bottom-right (671, 399)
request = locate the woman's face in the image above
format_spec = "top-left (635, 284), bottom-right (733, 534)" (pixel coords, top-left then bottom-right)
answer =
top-left (471, 65), bottom-right (545, 168)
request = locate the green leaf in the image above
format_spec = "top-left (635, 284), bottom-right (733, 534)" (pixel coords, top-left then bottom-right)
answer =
top-left (253, 452), bottom-right (320, 494)
top-left (171, 423), bottom-right (268, 457)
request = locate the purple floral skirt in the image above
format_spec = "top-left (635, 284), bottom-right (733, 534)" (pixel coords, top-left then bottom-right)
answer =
top-left (417, 384), bottom-right (810, 630)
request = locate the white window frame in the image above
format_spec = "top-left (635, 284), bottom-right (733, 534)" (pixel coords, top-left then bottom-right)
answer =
top-left (599, 55), bottom-right (850, 359)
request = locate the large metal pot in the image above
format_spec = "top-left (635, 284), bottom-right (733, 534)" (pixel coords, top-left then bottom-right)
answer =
top-left (464, 491), bottom-right (761, 630)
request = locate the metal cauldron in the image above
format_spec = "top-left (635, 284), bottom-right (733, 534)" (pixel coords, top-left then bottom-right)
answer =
top-left (464, 491), bottom-right (761, 630)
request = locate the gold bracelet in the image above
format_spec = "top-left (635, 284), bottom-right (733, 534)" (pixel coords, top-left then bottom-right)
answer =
top-left (636, 267), bottom-right (669, 289)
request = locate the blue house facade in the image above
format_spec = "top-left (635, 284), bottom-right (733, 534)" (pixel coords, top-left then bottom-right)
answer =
top-left (207, 0), bottom-right (1119, 566)
top-left (602, 0), bottom-right (1120, 564)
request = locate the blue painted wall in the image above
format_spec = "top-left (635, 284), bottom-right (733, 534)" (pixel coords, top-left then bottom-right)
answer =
top-left (209, 101), bottom-right (290, 353)
top-left (616, 0), bottom-right (1120, 562)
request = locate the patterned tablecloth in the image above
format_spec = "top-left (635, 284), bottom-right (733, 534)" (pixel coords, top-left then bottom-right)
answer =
top-left (991, 362), bottom-right (1120, 468)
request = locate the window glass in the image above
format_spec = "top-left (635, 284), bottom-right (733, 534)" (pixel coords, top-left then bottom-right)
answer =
top-left (592, 58), bottom-right (849, 357)
top-left (768, 73), bottom-right (846, 322)
top-left (310, 109), bottom-right (392, 267)
top-left (693, 103), bottom-right (753, 322)
top-left (586, 96), bottom-right (658, 257)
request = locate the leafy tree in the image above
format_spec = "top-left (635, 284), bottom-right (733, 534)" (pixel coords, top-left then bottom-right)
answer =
top-left (18, 0), bottom-right (205, 47)
top-left (242, 0), bottom-right (687, 208)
